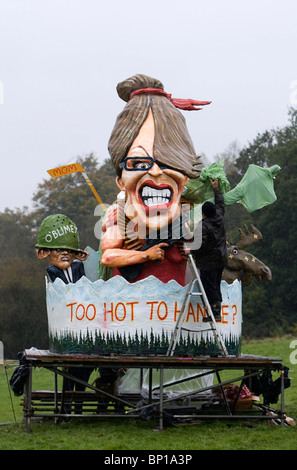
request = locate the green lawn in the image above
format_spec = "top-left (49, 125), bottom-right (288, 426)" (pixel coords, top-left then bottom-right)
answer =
top-left (1, 336), bottom-right (297, 450)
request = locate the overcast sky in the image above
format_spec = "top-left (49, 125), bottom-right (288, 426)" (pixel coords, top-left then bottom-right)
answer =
top-left (0, 0), bottom-right (296, 212)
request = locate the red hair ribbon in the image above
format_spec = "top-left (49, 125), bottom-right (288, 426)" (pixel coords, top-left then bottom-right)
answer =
top-left (129, 87), bottom-right (211, 111)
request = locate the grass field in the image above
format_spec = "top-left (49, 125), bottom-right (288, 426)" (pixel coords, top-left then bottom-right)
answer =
top-left (1, 336), bottom-right (297, 451)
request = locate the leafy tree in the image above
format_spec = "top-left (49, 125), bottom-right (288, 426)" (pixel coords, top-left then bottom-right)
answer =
top-left (214, 140), bottom-right (249, 235)
top-left (233, 107), bottom-right (297, 337)
top-left (0, 209), bottom-right (48, 357)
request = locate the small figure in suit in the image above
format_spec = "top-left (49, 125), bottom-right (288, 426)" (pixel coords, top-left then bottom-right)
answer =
top-left (35, 214), bottom-right (89, 282)
top-left (35, 214), bottom-right (92, 413)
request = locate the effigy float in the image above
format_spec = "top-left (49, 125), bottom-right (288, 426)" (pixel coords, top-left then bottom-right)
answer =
top-left (43, 75), bottom-right (278, 355)
top-left (36, 74), bottom-right (280, 397)
top-left (18, 73), bottom-right (293, 433)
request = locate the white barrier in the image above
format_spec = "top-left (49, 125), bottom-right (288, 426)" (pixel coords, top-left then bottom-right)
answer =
top-left (46, 276), bottom-right (242, 356)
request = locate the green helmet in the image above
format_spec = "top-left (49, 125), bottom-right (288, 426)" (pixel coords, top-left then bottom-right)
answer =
top-left (35, 214), bottom-right (85, 253)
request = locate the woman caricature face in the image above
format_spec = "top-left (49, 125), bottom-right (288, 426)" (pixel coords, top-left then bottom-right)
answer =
top-left (116, 109), bottom-right (189, 234)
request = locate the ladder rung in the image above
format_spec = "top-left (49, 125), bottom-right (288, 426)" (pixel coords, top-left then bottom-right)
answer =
top-left (199, 327), bottom-right (217, 333)
top-left (181, 327), bottom-right (217, 333)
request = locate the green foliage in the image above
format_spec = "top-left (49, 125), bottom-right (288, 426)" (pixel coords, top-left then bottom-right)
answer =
top-left (233, 107), bottom-right (297, 338)
top-left (0, 209), bottom-right (48, 357)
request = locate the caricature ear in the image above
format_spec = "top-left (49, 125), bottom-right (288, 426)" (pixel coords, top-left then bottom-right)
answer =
top-left (36, 248), bottom-right (51, 260)
top-left (74, 251), bottom-right (89, 261)
top-left (116, 176), bottom-right (125, 191)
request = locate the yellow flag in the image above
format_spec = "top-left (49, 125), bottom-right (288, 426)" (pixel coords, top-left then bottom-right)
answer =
top-left (47, 163), bottom-right (105, 208)
top-left (47, 163), bottom-right (84, 177)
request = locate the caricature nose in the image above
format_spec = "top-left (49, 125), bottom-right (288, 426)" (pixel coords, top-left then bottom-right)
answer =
top-left (148, 162), bottom-right (163, 176)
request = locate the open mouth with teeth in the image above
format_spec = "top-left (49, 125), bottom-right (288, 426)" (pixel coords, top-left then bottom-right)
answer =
top-left (139, 182), bottom-right (173, 209)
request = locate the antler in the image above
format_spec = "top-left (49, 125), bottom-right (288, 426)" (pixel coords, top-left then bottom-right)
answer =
top-left (237, 224), bottom-right (263, 250)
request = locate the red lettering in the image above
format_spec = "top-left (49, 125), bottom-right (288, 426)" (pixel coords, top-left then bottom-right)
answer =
top-left (221, 305), bottom-right (228, 324)
top-left (147, 301), bottom-right (158, 320)
top-left (174, 301), bottom-right (181, 322)
top-left (115, 302), bottom-right (126, 321)
top-left (53, 164), bottom-right (78, 177)
top-left (86, 304), bottom-right (96, 321)
top-left (232, 304), bottom-right (237, 324)
top-left (186, 302), bottom-right (196, 322)
top-left (104, 302), bottom-right (114, 322)
top-left (157, 301), bottom-right (168, 321)
top-left (66, 302), bottom-right (77, 322)
top-left (126, 301), bottom-right (139, 321)
top-left (76, 304), bottom-right (85, 321)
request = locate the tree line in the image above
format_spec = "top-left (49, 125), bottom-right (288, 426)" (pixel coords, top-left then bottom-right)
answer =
top-left (1, 109), bottom-right (296, 357)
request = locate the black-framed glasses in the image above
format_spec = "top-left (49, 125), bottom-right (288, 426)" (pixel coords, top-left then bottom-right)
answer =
top-left (119, 156), bottom-right (170, 171)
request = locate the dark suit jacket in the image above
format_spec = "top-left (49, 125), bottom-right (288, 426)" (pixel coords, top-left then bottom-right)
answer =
top-left (47, 261), bottom-right (85, 284)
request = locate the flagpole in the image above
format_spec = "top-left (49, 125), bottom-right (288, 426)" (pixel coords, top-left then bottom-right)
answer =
top-left (47, 163), bottom-right (106, 209)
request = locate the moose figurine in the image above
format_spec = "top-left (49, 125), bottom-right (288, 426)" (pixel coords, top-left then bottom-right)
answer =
top-left (222, 224), bottom-right (272, 286)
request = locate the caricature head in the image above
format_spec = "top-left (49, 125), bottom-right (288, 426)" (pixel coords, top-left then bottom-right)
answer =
top-left (35, 214), bottom-right (88, 269)
top-left (108, 74), bottom-right (201, 233)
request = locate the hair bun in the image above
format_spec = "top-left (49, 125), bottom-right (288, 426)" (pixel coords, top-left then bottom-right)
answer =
top-left (116, 74), bottom-right (164, 102)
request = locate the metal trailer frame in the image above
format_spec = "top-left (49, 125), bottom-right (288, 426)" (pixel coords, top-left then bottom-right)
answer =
top-left (22, 349), bottom-right (286, 432)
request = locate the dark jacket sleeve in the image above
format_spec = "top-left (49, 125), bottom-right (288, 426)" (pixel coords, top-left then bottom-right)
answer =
top-left (214, 189), bottom-right (225, 217)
